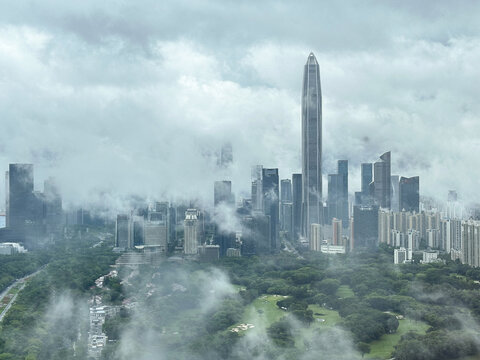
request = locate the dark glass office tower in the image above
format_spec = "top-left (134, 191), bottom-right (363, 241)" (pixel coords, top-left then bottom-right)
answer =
top-left (352, 205), bottom-right (379, 249)
top-left (399, 176), bottom-right (420, 213)
top-left (214, 181), bottom-right (234, 207)
top-left (327, 173), bottom-right (342, 222)
top-left (373, 152), bottom-right (391, 209)
top-left (301, 52), bottom-right (322, 237)
top-left (327, 160), bottom-right (348, 225)
top-left (7, 164), bottom-right (34, 231)
top-left (280, 179), bottom-right (293, 234)
top-left (44, 177), bottom-right (63, 234)
top-left (338, 160), bottom-right (348, 225)
top-left (262, 168), bottom-right (279, 250)
top-left (361, 163), bottom-right (373, 204)
top-left (292, 174), bottom-right (302, 240)
top-left (280, 179), bottom-right (292, 203)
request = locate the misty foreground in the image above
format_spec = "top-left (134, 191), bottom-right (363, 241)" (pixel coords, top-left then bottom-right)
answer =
top-left (1, 237), bottom-right (480, 360)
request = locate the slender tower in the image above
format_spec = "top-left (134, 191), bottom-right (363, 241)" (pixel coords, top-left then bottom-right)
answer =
top-left (301, 52), bottom-right (322, 238)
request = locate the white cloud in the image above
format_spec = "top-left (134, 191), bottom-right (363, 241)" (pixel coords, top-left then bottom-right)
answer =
top-left (0, 2), bottom-right (479, 213)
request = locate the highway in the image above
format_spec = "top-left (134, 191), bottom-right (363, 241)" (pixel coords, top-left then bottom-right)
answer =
top-left (0, 266), bottom-right (46, 322)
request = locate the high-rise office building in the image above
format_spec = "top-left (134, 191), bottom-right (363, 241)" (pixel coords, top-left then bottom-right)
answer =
top-left (281, 179), bottom-right (292, 203)
top-left (373, 152), bottom-right (391, 209)
top-left (115, 215), bottom-right (130, 248)
top-left (251, 165), bottom-right (263, 212)
top-left (144, 202), bottom-right (169, 253)
top-left (44, 177), bottom-right (63, 234)
top-left (130, 215), bottom-right (144, 247)
top-left (241, 213), bottom-right (271, 255)
top-left (361, 163), bottom-right (373, 194)
top-left (332, 218), bottom-right (342, 245)
top-left (262, 168), bottom-right (279, 250)
top-left (461, 220), bottom-right (480, 267)
top-left (292, 174), bottom-right (302, 240)
top-left (327, 160), bottom-right (348, 225)
top-left (360, 163), bottom-right (373, 205)
top-left (399, 176), bottom-right (419, 213)
top-left (301, 53), bottom-right (323, 237)
top-left (338, 160), bottom-right (348, 224)
top-left (352, 205), bottom-right (379, 249)
top-left (391, 175), bottom-right (400, 212)
top-left (6, 164), bottom-right (34, 231)
top-left (327, 174), bottom-right (342, 223)
top-left (184, 209), bottom-right (200, 255)
top-left (280, 179), bottom-right (292, 235)
top-left (218, 142), bottom-right (233, 168)
top-left (310, 223), bottom-right (322, 251)
top-left (214, 181), bottom-right (234, 207)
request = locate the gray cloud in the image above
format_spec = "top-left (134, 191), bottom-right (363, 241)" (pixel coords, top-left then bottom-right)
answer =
top-left (0, 1), bottom-right (479, 211)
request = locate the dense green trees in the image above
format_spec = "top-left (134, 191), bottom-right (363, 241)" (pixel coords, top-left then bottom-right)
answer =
top-left (393, 330), bottom-right (478, 360)
top-left (3, 232), bottom-right (480, 360)
top-left (0, 233), bottom-right (119, 360)
top-left (0, 253), bottom-right (50, 293)
top-left (267, 319), bottom-right (294, 347)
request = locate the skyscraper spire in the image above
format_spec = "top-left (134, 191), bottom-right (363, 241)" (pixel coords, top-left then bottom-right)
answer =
top-left (301, 52), bottom-right (323, 238)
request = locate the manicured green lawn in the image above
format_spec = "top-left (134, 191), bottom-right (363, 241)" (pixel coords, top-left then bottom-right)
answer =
top-left (241, 295), bottom-right (287, 326)
top-left (336, 285), bottom-right (355, 298)
top-left (366, 318), bottom-right (430, 359)
top-left (308, 304), bottom-right (342, 329)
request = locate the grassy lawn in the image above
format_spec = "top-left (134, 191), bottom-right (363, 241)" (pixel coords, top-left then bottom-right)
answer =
top-left (366, 318), bottom-right (430, 359)
top-left (245, 295), bottom-right (287, 325)
top-left (231, 294), bottom-right (287, 334)
top-left (336, 285), bottom-right (355, 299)
top-left (308, 304), bottom-right (342, 329)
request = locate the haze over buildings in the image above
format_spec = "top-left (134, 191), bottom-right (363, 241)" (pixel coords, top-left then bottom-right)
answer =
top-left (0, 2), bottom-right (479, 211)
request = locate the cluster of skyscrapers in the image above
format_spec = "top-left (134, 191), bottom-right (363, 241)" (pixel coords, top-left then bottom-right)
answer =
top-left (0, 52), bottom-right (469, 268)
top-left (0, 164), bottom-right (63, 247)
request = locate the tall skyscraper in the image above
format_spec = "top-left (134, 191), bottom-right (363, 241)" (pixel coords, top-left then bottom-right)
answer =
top-left (218, 142), bottom-right (233, 168)
top-left (327, 173), bottom-right (342, 222)
top-left (6, 164), bottom-right (34, 231)
top-left (338, 160), bottom-right (348, 223)
top-left (280, 179), bottom-right (292, 203)
top-left (301, 52), bottom-right (323, 238)
top-left (262, 168), bottom-right (279, 250)
top-left (280, 179), bottom-right (292, 235)
top-left (373, 152), bottom-right (391, 209)
top-left (214, 181), bottom-right (234, 207)
top-left (399, 176), bottom-right (419, 213)
top-left (251, 165), bottom-right (263, 212)
top-left (352, 205), bottom-right (379, 249)
top-left (44, 177), bottom-right (63, 234)
top-left (391, 175), bottom-right (400, 212)
top-left (361, 163), bottom-right (373, 195)
top-left (241, 213), bottom-right (271, 255)
top-left (184, 209), bottom-right (200, 255)
top-left (327, 160), bottom-right (348, 225)
top-left (292, 174), bottom-right (302, 240)
top-left (115, 215), bottom-right (130, 248)
top-left (145, 202), bottom-right (169, 253)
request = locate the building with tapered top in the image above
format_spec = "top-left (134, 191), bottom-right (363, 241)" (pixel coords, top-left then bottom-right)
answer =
top-left (301, 53), bottom-right (323, 238)
top-left (373, 152), bottom-right (391, 209)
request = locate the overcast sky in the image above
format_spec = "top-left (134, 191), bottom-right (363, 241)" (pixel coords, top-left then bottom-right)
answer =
top-left (0, 1), bottom-right (479, 211)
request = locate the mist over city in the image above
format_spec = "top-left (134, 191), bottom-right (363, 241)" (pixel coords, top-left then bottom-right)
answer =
top-left (0, 1), bottom-right (480, 360)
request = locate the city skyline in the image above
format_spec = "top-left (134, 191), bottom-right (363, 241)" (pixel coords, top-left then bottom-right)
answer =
top-left (0, 2), bottom-right (479, 211)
